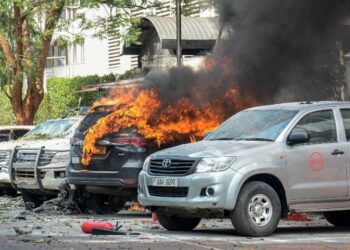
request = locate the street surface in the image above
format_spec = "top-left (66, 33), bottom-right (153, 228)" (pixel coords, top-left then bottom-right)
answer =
top-left (1, 196), bottom-right (350, 250)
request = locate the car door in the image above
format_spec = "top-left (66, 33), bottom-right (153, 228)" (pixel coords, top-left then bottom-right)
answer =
top-left (285, 109), bottom-right (347, 201)
top-left (338, 108), bottom-right (350, 196)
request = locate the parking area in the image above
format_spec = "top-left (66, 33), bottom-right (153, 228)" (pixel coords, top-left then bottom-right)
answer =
top-left (1, 196), bottom-right (350, 250)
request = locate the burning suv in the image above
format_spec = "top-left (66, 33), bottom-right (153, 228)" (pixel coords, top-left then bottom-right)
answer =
top-left (8, 116), bottom-right (83, 207)
top-left (139, 102), bottom-right (350, 236)
top-left (67, 106), bottom-right (156, 213)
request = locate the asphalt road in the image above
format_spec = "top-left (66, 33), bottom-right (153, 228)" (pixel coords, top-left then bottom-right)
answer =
top-left (1, 196), bottom-right (350, 250)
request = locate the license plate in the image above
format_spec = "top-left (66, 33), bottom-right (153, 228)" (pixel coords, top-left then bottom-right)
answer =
top-left (72, 157), bottom-right (80, 164)
top-left (152, 177), bottom-right (178, 187)
top-left (94, 147), bottom-right (106, 155)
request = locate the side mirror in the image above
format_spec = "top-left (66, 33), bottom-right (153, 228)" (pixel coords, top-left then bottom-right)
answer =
top-left (287, 131), bottom-right (310, 145)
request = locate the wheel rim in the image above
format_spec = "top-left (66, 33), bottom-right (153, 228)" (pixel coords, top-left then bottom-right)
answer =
top-left (248, 194), bottom-right (273, 226)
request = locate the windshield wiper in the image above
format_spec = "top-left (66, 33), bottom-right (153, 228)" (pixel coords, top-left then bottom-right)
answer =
top-left (236, 138), bottom-right (274, 142)
top-left (209, 138), bottom-right (235, 141)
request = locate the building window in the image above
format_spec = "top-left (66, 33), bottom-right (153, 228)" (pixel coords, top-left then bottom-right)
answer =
top-left (73, 43), bottom-right (84, 64)
top-left (46, 45), bottom-right (68, 68)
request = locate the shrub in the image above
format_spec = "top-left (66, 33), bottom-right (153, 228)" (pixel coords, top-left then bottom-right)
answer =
top-left (35, 73), bottom-right (116, 122)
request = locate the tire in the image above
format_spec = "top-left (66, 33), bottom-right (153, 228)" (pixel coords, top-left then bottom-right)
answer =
top-left (4, 188), bottom-right (17, 197)
top-left (21, 191), bottom-right (44, 208)
top-left (86, 194), bottom-right (126, 214)
top-left (156, 209), bottom-right (201, 231)
top-left (324, 211), bottom-right (350, 227)
top-left (230, 181), bottom-right (281, 237)
top-left (110, 196), bottom-right (126, 213)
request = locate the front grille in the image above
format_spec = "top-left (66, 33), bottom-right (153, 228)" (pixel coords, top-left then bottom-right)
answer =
top-left (38, 152), bottom-right (55, 166)
top-left (15, 150), bottom-right (55, 166)
top-left (16, 151), bottom-right (36, 163)
top-left (148, 186), bottom-right (189, 197)
top-left (15, 170), bottom-right (45, 179)
top-left (149, 159), bottom-right (196, 176)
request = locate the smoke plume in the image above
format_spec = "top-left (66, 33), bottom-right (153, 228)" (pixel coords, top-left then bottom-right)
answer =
top-left (145, 0), bottom-right (350, 103)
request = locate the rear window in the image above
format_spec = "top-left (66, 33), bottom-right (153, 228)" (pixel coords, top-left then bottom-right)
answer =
top-left (13, 129), bottom-right (30, 139)
top-left (78, 112), bottom-right (109, 133)
top-left (78, 111), bottom-right (140, 138)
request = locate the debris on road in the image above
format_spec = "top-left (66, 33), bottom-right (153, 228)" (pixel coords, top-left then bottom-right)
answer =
top-left (31, 181), bottom-right (82, 215)
top-left (13, 226), bottom-right (32, 235)
top-left (0, 195), bottom-right (24, 210)
top-left (81, 221), bottom-right (114, 233)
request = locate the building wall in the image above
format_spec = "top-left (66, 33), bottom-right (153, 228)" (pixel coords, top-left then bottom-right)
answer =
top-left (45, 0), bottom-right (217, 80)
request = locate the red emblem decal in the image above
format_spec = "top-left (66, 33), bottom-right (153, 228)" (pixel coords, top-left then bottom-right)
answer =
top-left (308, 152), bottom-right (325, 172)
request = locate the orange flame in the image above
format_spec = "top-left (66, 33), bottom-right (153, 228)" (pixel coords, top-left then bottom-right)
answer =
top-left (81, 58), bottom-right (258, 166)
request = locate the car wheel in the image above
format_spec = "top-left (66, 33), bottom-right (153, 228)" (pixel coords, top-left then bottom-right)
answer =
top-left (230, 181), bottom-right (281, 237)
top-left (156, 209), bottom-right (201, 231)
top-left (324, 211), bottom-right (350, 227)
top-left (21, 191), bottom-right (44, 208)
top-left (110, 196), bottom-right (126, 213)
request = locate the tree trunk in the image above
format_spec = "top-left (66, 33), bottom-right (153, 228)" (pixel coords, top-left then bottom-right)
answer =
top-left (11, 77), bottom-right (44, 125)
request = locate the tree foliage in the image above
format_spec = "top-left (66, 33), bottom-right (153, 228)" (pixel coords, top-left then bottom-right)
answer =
top-left (0, 0), bottom-right (159, 125)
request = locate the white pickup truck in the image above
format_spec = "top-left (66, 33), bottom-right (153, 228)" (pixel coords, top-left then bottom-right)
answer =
top-left (0, 116), bottom-right (83, 207)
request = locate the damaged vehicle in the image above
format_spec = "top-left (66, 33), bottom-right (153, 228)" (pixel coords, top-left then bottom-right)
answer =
top-left (139, 101), bottom-right (350, 236)
top-left (0, 125), bottom-right (34, 196)
top-left (9, 117), bottom-right (83, 207)
top-left (67, 106), bottom-right (157, 213)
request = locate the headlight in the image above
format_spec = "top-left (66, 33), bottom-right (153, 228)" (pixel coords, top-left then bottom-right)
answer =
top-left (50, 151), bottom-right (70, 164)
top-left (143, 156), bottom-right (151, 171)
top-left (196, 157), bottom-right (236, 173)
top-left (0, 150), bottom-right (10, 168)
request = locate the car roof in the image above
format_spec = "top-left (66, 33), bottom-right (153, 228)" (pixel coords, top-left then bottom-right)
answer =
top-left (248, 101), bottom-right (350, 112)
top-left (0, 125), bottom-right (35, 130)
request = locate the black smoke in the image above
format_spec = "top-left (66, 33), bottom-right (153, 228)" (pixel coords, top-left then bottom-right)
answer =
top-left (144, 0), bottom-right (350, 104)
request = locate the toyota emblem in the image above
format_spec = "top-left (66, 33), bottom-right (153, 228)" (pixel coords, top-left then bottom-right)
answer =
top-left (162, 159), bottom-right (172, 168)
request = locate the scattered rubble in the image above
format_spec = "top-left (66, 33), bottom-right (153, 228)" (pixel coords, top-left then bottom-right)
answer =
top-left (0, 195), bottom-right (24, 210)
top-left (30, 181), bottom-right (82, 215)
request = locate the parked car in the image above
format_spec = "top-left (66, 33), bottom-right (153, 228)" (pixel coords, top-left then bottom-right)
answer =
top-left (67, 106), bottom-right (158, 213)
top-left (0, 125), bottom-right (34, 196)
top-left (7, 116), bottom-right (83, 207)
top-left (139, 101), bottom-right (350, 237)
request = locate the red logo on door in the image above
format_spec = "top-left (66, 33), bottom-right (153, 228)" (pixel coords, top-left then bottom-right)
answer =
top-left (308, 152), bottom-right (325, 172)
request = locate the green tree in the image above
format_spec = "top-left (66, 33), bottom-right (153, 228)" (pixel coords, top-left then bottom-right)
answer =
top-left (0, 0), bottom-right (158, 125)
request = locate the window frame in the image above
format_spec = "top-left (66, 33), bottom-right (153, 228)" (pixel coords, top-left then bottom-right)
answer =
top-left (339, 108), bottom-right (350, 142)
top-left (286, 109), bottom-right (338, 146)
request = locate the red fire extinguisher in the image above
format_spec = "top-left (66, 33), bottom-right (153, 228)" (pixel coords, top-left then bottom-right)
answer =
top-left (81, 221), bottom-right (114, 234)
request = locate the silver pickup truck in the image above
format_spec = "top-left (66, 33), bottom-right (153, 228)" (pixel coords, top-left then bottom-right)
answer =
top-left (138, 101), bottom-right (350, 236)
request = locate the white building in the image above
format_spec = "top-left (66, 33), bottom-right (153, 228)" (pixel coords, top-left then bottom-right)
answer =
top-left (44, 0), bottom-right (217, 81)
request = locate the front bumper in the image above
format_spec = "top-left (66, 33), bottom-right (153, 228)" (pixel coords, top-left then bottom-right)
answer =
top-left (138, 168), bottom-right (238, 210)
top-left (67, 160), bottom-right (142, 188)
top-left (14, 162), bottom-right (67, 192)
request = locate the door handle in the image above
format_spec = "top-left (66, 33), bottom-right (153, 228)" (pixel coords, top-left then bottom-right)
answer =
top-left (331, 149), bottom-right (344, 155)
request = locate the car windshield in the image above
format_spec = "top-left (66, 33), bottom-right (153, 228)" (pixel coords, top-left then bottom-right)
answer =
top-left (22, 118), bottom-right (78, 140)
top-left (206, 109), bottom-right (298, 141)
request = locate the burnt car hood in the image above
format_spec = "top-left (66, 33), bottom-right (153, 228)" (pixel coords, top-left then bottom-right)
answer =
top-left (151, 140), bottom-right (271, 158)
